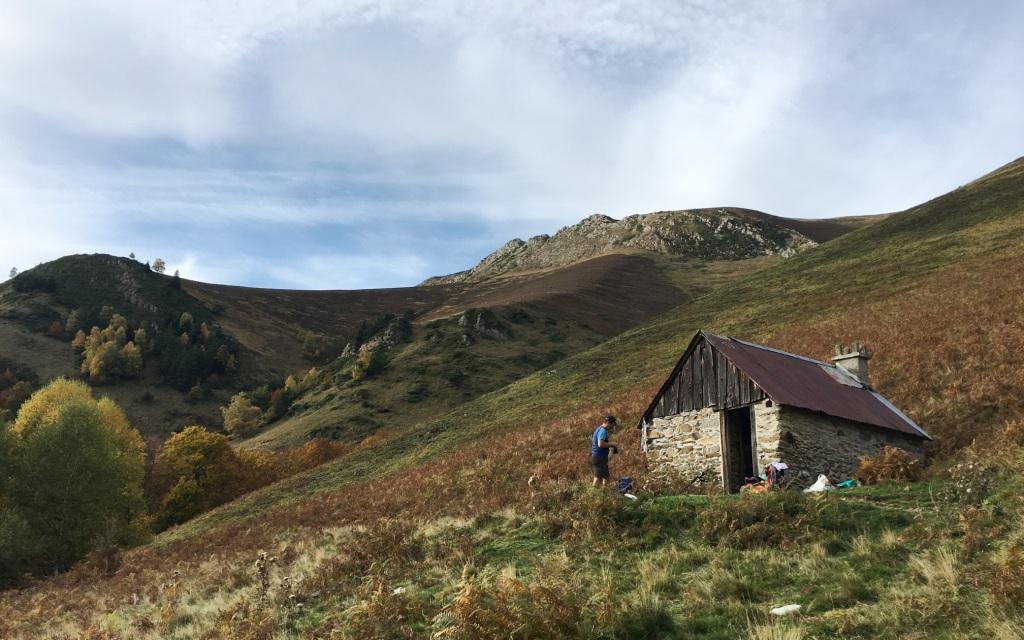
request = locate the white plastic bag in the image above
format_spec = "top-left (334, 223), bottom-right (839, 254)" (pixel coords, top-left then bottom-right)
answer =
top-left (770, 604), bottom-right (802, 616)
top-left (803, 474), bottom-right (834, 493)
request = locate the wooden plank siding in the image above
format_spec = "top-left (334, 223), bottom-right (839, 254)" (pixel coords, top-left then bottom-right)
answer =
top-left (647, 334), bottom-right (766, 421)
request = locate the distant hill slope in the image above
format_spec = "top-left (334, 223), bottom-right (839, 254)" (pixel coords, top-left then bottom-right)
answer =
top-left (0, 208), bottom-right (831, 439)
top-left (238, 252), bottom-right (777, 449)
top-left (0, 256), bottom-right (243, 436)
top-left (183, 280), bottom-right (453, 375)
top-left (423, 207), bottom-right (881, 285)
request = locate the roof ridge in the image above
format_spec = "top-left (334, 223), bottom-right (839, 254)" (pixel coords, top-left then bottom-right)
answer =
top-left (725, 335), bottom-right (869, 389)
top-left (726, 336), bottom-right (833, 368)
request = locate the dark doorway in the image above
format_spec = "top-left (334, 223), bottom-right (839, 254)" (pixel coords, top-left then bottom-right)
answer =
top-left (723, 407), bottom-right (756, 492)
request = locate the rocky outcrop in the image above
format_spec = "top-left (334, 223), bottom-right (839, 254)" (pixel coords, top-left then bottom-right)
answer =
top-left (423, 208), bottom-right (817, 285)
top-left (458, 308), bottom-right (511, 341)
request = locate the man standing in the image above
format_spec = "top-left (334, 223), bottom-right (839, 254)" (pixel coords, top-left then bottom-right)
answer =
top-left (591, 415), bottom-right (618, 487)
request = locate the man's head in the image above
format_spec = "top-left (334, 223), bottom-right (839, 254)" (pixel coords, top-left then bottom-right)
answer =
top-left (603, 415), bottom-right (618, 430)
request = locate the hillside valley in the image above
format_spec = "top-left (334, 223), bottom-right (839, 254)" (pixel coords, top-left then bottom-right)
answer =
top-left (3, 157), bottom-right (1024, 638)
top-left (0, 208), bottom-right (860, 444)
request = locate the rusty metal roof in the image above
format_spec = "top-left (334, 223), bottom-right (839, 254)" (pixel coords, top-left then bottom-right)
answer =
top-left (693, 332), bottom-right (929, 439)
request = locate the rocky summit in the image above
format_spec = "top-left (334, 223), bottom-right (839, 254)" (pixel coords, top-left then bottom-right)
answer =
top-left (422, 207), bottom-right (817, 284)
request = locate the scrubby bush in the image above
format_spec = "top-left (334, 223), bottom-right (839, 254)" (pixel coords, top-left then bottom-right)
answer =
top-left (148, 427), bottom-right (346, 531)
top-left (431, 556), bottom-right (590, 640)
top-left (0, 370), bottom-right (34, 420)
top-left (946, 458), bottom-right (997, 504)
top-left (856, 446), bottom-right (922, 485)
top-left (277, 438), bottom-right (347, 475)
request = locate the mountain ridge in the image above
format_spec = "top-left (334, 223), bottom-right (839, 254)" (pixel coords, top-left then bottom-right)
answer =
top-left (423, 207), bottom-right (882, 285)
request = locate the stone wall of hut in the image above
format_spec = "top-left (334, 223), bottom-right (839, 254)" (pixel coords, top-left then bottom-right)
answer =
top-left (646, 407), bottom-right (723, 486)
top-left (761, 403), bottom-right (927, 483)
top-left (645, 400), bottom-right (927, 489)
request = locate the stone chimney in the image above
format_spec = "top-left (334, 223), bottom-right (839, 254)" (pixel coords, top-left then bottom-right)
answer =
top-left (831, 342), bottom-right (872, 386)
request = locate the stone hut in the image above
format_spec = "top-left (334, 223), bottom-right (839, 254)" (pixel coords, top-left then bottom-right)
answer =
top-left (639, 331), bottom-right (930, 492)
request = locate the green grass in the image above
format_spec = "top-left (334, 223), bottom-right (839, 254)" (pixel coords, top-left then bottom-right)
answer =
top-left (107, 482), bottom-right (1016, 639)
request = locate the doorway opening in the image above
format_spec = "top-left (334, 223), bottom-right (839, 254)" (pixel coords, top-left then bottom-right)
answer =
top-left (723, 407), bottom-right (756, 492)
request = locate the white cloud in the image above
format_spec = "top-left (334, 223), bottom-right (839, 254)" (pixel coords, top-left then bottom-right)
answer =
top-left (267, 253), bottom-right (431, 290)
top-left (0, 1), bottom-right (1022, 287)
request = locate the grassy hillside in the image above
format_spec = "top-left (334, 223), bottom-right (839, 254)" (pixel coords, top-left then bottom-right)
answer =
top-left (0, 210), bottom-right (808, 440)
top-left (243, 253), bottom-right (780, 449)
top-left (0, 246), bottom-right (774, 441)
top-left (0, 256), bottom-right (245, 438)
top-left (242, 306), bottom-right (607, 449)
top-left (2, 158), bottom-right (1022, 638)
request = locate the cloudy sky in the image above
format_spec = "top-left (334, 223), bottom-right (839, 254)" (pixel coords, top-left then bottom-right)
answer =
top-left (1, 1), bottom-right (1022, 289)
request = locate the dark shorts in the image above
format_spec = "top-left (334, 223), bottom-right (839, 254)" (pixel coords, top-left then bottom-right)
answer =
top-left (591, 454), bottom-right (610, 479)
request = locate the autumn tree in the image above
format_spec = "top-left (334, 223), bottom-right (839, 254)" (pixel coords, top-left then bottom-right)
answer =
top-left (77, 314), bottom-right (144, 383)
top-left (221, 392), bottom-right (262, 435)
top-left (152, 258), bottom-right (166, 274)
top-left (46, 320), bottom-right (64, 338)
top-left (0, 380), bottom-right (34, 418)
top-left (149, 426), bottom-right (254, 530)
top-left (2, 379), bottom-right (148, 572)
top-left (121, 341), bottom-right (143, 377)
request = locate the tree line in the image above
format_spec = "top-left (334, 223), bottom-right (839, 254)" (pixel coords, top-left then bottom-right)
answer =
top-left (0, 379), bottom-right (345, 584)
top-left (58, 307), bottom-right (240, 390)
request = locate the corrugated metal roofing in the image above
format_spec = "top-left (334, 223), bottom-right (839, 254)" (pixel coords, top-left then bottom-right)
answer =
top-left (644, 331), bottom-right (930, 439)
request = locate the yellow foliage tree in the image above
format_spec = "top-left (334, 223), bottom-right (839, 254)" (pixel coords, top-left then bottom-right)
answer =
top-left (6, 379), bottom-right (148, 569)
top-left (220, 392), bottom-right (263, 435)
top-left (150, 425), bottom-right (256, 530)
top-left (77, 315), bottom-right (143, 383)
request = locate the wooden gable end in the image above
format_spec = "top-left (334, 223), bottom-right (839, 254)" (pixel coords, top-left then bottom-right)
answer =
top-left (647, 333), bottom-right (766, 422)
